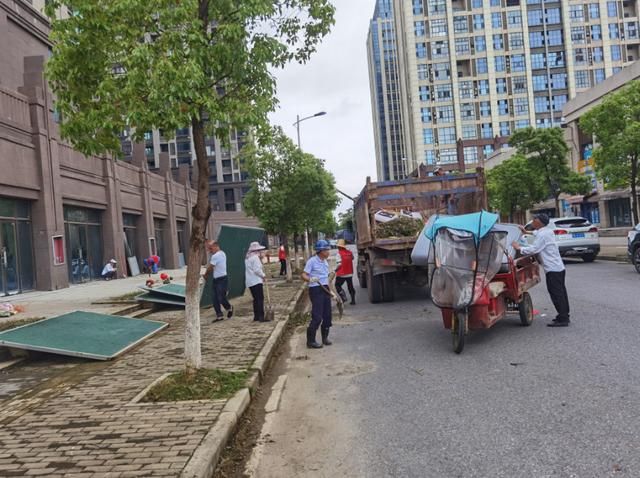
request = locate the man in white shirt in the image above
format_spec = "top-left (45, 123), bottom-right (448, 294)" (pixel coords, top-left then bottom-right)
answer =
top-left (512, 213), bottom-right (570, 327)
top-left (101, 259), bottom-right (117, 280)
top-left (203, 240), bottom-right (234, 321)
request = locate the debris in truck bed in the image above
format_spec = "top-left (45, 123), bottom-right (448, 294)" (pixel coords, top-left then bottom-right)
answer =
top-left (376, 216), bottom-right (424, 239)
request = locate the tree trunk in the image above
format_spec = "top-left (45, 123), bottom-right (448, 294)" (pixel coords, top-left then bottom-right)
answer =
top-left (184, 115), bottom-right (212, 375)
top-left (554, 194), bottom-right (561, 218)
top-left (293, 234), bottom-right (301, 271)
top-left (631, 155), bottom-right (639, 225)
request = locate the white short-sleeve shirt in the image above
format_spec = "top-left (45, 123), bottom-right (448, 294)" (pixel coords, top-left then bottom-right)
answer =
top-left (210, 251), bottom-right (227, 278)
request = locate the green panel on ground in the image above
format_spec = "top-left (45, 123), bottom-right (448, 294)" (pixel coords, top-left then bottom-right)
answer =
top-left (201, 224), bottom-right (266, 302)
top-left (137, 283), bottom-right (210, 308)
top-left (0, 311), bottom-right (168, 360)
top-left (135, 292), bottom-right (187, 307)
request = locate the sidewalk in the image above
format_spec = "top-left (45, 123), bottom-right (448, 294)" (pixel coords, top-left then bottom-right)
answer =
top-left (0, 268), bottom-right (305, 477)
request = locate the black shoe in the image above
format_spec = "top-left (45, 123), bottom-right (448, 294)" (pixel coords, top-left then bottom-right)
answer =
top-left (215, 315), bottom-right (224, 322)
top-left (321, 328), bottom-right (332, 346)
top-left (548, 321), bottom-right (570, 327)
top-left (350, 297), bottom-right (356, 305)
top-left (227, 306), bottom-right (234, 319)
top-left (306, 328), bottom-right (323, 349)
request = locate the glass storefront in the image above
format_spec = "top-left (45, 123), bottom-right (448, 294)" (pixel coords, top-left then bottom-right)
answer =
top-left (608, 198), bottom-right (632, 228)
top-left (154, 218), bottom-right (166, 267)
top-left (64, 207), bottom-right (103, 284)
top-left (0, 198), bottom-right (35, 295)
top-left (123, 213), bottom-right (139, 276)
top-left (177, 220), bottom-right (187, 267)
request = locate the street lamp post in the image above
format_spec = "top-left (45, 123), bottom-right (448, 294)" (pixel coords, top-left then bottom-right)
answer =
top-left (293, 111), bottom-right (327, 260)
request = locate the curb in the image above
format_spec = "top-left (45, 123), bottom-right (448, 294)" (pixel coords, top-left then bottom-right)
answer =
top-left (181, 388), bottom-right (251, 478)
top-left (181, 283), bottom-right (307, 478)
top-left (596, 255), bottom-right (630, 263)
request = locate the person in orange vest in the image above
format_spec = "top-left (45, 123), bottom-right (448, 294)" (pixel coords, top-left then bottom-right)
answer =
top-left (278, 243), bottom-right (287, 276)
top-left (335, 239), bottom-right (356, 305)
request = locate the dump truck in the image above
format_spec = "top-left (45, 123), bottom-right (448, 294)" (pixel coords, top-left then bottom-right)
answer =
top-left (354, 168), bottom-right (487, 303)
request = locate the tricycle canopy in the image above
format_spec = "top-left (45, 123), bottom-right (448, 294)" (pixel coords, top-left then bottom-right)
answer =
top-left (425, 210), bottom-right (499, 244)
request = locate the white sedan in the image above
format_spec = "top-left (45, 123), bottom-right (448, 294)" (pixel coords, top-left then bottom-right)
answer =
top-left (525, 216), bottom-right (600, 262)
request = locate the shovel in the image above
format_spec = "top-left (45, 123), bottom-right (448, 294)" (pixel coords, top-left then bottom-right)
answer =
top-left (264, 279), bottom-right (276, 322)
top-left (323, 272), bottom-right (344, 318)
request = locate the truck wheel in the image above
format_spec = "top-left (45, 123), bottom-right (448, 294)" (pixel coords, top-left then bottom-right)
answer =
top-left (358, 270), bottom-right (367, 289)
top-left (582, 254), bottom-right (596, 263)
top-left (366, 262), bottom-right (383, 303)
top-left (634, 247), bottom-right (640, 274)
top-left (381, 273), bottom-right (395, 302)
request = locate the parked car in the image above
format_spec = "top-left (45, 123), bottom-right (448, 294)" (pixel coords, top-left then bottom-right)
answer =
top-left (525, 216), bottom-right (600, 262)
top-left (329, 239), bottom-right (338, 249)
top-left (628, 223), bottom-right (640, 273)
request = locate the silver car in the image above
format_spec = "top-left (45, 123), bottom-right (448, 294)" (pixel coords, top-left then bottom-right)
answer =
top-left (525, 216), bottom-right (600, 262)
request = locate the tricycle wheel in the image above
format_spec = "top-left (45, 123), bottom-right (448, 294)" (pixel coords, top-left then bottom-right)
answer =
top-left (518, 292), bottom-right (533, 326)
top-left (452, 310), bottom-right (467, 354)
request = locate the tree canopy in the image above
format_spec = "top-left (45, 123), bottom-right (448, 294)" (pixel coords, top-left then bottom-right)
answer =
top-left (337, 207), bottom-right (354, 231)
top-left (509, 127), bottom-right (591, 215)
top-left (580, 80), bottom-right (640, 224)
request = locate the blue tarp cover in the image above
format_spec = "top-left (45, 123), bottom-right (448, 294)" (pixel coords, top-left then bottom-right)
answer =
top-left (425, 211), bottom-right (499, 243)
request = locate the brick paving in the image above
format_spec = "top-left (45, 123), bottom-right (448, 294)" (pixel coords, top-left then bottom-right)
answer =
top-left (0, 279), bottom-right (302, 477)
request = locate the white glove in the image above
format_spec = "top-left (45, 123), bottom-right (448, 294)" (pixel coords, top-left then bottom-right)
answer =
top-left (309, 277), bottom-right (320, 283)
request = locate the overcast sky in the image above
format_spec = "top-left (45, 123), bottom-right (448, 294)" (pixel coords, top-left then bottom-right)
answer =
top-left (269, 0), bottom-right (378, 215)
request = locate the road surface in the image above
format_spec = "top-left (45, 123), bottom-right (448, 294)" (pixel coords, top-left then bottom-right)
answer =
top-left (248, 259), bottom-right (640, 478)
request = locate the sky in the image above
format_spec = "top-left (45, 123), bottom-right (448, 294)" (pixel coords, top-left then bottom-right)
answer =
top-left (268, 0), bottom-right (378, 215)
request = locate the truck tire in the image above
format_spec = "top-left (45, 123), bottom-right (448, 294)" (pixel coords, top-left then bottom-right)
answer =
top-left (381, 273), bottom-right (396, 302)
top-left (366, 262), bottom-right (383, 303)
top-left (358, 270), bottom-right (367, 289)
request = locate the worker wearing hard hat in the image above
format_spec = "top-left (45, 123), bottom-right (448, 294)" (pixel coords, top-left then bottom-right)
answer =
top-left (301, 240), bottom-right (333, 349)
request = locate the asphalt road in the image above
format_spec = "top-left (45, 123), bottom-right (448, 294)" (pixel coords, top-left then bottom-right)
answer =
top-left (248, 259), bottom-right (640, 478)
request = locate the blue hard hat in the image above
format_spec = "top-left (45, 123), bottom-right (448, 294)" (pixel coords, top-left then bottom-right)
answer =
top-left (315, 240), bottom-right (331, 251)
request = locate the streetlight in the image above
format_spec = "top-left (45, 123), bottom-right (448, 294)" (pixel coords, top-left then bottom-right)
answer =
top-left (293, 111), bottom-right (327, 260)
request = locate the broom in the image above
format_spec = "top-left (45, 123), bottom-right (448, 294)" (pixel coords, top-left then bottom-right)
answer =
top-left (323, 272), bottom-right (344, 318)
top-left (264, 279), bottom-right (276, 322)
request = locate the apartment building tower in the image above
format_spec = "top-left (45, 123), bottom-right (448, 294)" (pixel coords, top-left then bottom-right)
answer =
top-left (369, 0), bottom-right (640, 177)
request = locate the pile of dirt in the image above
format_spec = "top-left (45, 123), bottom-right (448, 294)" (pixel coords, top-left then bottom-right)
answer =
top-left (376, 216), bottom-right (423, 239)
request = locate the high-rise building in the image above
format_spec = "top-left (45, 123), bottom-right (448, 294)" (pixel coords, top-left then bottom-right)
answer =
top-left (120, 128), bottom-right (250, 212)
top-left (367, 0), bottom-right (408, 181)
top-left (370, 0), bottom-right (640, 176)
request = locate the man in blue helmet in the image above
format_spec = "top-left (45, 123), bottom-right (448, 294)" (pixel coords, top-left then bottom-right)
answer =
top-left (301, 239), bottom-right (333, 348)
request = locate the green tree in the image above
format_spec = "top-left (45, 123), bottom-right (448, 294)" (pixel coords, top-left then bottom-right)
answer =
top-left (45, 0), bottom-right (335, 373)
top-left (580, 80), bottom-right (640, 224)
top-left (337, 207), bottom-right (354, 231)
top-left (509, 127), bottom-right (590, 216)
top-left (243, 127), bottom-right (338, 278)
top-left (487, 155), bottom-right (546, 221)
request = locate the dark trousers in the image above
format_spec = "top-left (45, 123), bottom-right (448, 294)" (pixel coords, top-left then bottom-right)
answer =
top-left (309, 286), bottom-right (332, 332)
top-left (249, 283), bottom-right (265, 322)
top-left (546, 270), bottom-right (570, 322)
top-left (279, 259), bottom-right (287, 276)
top-left (335, 276), bottom-right (355, 300)
top-left (102, 271), bottom-right (116, 280)
top-left (212, 276), bottom-right (232, 317)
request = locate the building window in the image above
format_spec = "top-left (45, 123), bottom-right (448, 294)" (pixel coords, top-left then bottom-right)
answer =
top-left (626, 22), bottom-right (639, 39)
top-left (490, 0), bottom-right (501, 7)
top-left (428, 0), bottom-right (446, 15)
top-left (461, 103), bottom-right (476, 121)
top-left (476, 58), bottom-right (488, 74)
top-left (574, 48), bottom-right (587, 65)
top-left (546, 7), bottom-right (561, 24)
top-left (431, 19), bottom-right (448, 36)
top-left (512, 76), bottom-right (527, 93)
top-left (569, 5), bottom-right (584, 22)
top-left (594, 69), bottom-right (606, 84)
top-left (475, 36), bottom-right (486, 52)
top-left (531, 53), bottom-right (545, 69)
top-left (498, 99), bottom-right (509, 115)
top-left (415, 21), bottom-right (426, 37)
top-left (492, 12), bottom-right (502, 29)
top-left (611, 45), bottom-right (622, 61)
top-left (533, 75), bottom-right (547, 92)
top-left (473, 14), bottom-right (485, 30)
top-left (459, 81), bottom-right (473, 99)
top-left (421, 107), bottom-right (432, 123)
top-left (607, 1), bottom-right (617, 18)
top-left (514, 97), bottom-right (529, 116)
top-left (589, 3), bottom-right (600, 19)
top-left (536, 118), bottom-right (553, 128)
top-left (534, 96), bottom-right (549, 113)
top-left (511, 54), bottom-right (525, 72)
top-left (495, 56), bottom-right (506, 72)
top-left (529, 31), bottom-right (544, 48)
top-left (483, 145), bottom-right (495, 156)
top-left (438, 127), bottom-right (456, 144)
top-left (436, 106), bottom-right (454, 123)
top-left (547, 29), bottom-right (563, 46)
top-left (481, 123), bottom-right (493, 139)
top-left (416, 42), bottom-right (427, 58)
top-left (509, 32), bottom-right (524, 49)
top-left (433, 62), bottom-right (451, 80)
top-left (496, 78), bottom-right (508, 94)
top-left (553, 94), bottom-right (568, 111)
top-left (455, 38), bottom-right (471, 55)
top-left (440, 149), bottom-right (458, 164)
top-left (462, 124), bottom-right (477, 139)
top-left (493, 34), bottom-right (504, 50)
top-left (548, 51), bottom-right (564, 68)
top-left (425, 150), bottom-right (436, 165)
top-left (418, 64), bottom-right (429, 80)
top-left (413, 0), bottom-right (423, 14)
top-left (515, 119), bottom-right (530, 130)
top-left (472, 0), bottom-right (483, 7)
top-left (551, 73), bottom-right (567, 89)
top-left (432, 40), bottom-right (450, 58)
top-left (593, 47), bottom-right (604, 63)
top-left (464, 147), bottom-right (479, 164)
top-left (480, 101), bottom-right (491, 117)
top-left (528, 9), bottom-right (543, 26)
top-left (575, 70), bottom-right (591, 89)
top-left (507, 11), bottom-right (522, 27)
top-left (224, 189), bottom-right (236, 211)
top-left (609, 23), bottom-right (619, 39)
top-left (435, 84), bottom-right (453, 101)
top-left (419, 85), bottom-right (430, 101)
top-left (477, 79), bottom-right (490, 95)
top-left (591, 25), bottom-right (602, 40)
top-left (423, 128), bottom-right (434, 145)
top-left (499, 121), bottom-right (510, 136)
top-left (454, 16), bottom-right (469, 34)
top-left (571, 27), bottom-right (586, 44)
